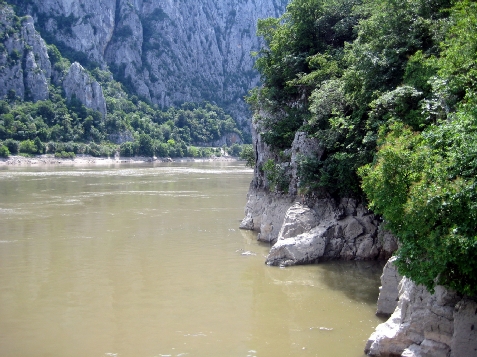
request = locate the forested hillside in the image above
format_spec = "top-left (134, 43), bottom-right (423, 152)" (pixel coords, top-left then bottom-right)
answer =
top-left (4, 0), bottom-right (288, 126)
top-left (250, 0), bottom-right (477, 296)
top-left (0, 1), bottom-right (247, 159)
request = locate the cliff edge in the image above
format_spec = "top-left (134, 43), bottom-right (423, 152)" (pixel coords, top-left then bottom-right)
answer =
top-left (239, 119), bottom-right (397, 265)
top-left (241, 119), bottom-right (477, 357)
top-left (367, 259), bottom-right (477, 357)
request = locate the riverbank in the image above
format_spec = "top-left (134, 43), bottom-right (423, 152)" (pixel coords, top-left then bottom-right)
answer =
top-left (0, 154), bottom-right (242, 166)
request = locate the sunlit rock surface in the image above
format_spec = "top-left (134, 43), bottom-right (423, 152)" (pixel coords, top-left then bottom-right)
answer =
top-left (14, 0), bottom-right (289, 124)
top-left (365, 260), bottom-right (477, 357)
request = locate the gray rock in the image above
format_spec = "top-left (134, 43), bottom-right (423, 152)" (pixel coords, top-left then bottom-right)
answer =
top-left (239, 187), bottom-right (293, 243)
top-left (200, 132), bottom-right (243, 147)
top-left (24, 51), bottom-right (49, 101)
top-left (0, 7), bottom-right (51, 101)
top-left (63, 62), bottom-right (107, 117)
top-left (364, 276), bottom-right (476, 357)
top-left (21, 16), bottom-right (51, 79)
top-left (108, 131), bottom-right (134, 144)
top-left (451, 299), bottom-right (477, 357)
top-left (288, 131), bottom-right (323, 195)
top-left (376, 257), bottom-right (402, 316)
top-left (263, 202), bottom-right (393, 266)
top-left (22, 0), bottom-right (288, 125)
top-left (277, 203), bottom-right (318, 240)
top-left (266, 224), bottom-right (334, 266)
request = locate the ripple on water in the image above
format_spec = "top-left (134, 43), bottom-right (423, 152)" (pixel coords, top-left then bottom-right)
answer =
top-left (0, 165), bottom-right (252, 180)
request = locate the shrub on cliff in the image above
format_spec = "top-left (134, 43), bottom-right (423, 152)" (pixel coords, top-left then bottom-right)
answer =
top-left (359, 0), bottom-right (477, 296)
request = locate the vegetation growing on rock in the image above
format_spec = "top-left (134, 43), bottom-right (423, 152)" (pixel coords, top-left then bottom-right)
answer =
top-left (0, 2), bottom-right (248, 158)
top-left (250, 0), bottom-right (477, 295)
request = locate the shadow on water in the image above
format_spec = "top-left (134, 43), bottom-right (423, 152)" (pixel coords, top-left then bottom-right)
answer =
top-left (317, 260), bottom-right (385, 305)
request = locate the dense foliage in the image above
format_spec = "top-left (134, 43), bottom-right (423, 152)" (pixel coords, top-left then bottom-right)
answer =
top-left (0, 2), bottom-right (248, 159)
top-left (0, 78), bottom-right (243, 158)
top-left (0, 33), bottom-right (245, 158)
top-left (251, 0), bottom-right (477, 295)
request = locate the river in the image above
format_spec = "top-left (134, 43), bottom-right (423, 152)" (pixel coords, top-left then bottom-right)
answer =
top-left (0, 161), bottom-right (384, 357)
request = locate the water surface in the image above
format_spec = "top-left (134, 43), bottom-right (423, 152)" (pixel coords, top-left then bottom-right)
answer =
top-left (0, 162), bottom-right (384, 357)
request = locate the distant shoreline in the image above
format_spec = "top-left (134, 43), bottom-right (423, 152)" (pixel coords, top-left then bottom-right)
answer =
top-left (0, 154), bottom-right (243, 167)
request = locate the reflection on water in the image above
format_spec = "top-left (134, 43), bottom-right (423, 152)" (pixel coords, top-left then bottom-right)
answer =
top-left (0, 162), bottom-right (382, 357)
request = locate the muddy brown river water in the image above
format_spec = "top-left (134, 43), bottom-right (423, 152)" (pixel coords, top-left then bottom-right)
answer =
top-left (0, 161), bottom-right (384, 357)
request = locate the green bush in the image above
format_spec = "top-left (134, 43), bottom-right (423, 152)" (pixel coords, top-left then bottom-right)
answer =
top-left (263, 159), bottom-right (290, 193)
top-left (0, 144), bottom-right (10, 157)
top-left (359, 116), bottom-right (477, 296)
top-left (120, 141), bottom-right (138, 157)
top-left (19, 139), bottom-right (37, 154)
top-left (4, 139), bottom-right (19, 154)
top-left (54, 151), bottom-right (75, 158)
top-left (239, 144), bottom-right (255, 167)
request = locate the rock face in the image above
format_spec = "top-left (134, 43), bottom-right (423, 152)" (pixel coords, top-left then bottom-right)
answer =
top-left (376, 256), bottom-right (402, 316)
top-left (240, 116), bottom-right (398, 265)
top-left (11, 0), bottom-right (289, 125)
top-left (265, 200), bottom-right (397, 266)
top-left (0, 8), bottom-right (50, 101)
top-left (0, 4), bottom-right (108, 116)
top-left (63, 62), bottom-right (107, 117)
top-left (365, 259), bottom-right (477, 357)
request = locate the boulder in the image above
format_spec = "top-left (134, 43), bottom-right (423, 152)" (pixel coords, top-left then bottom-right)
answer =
top-left (264, 202), bottom-right (394, 266)
top-left (277, 202), bottom-right (318, 240)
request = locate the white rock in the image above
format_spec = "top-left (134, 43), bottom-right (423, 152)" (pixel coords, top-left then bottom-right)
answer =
top-left (376, 257), bottom-right (402, 316)
top-left (63, 62), bottom-right (107, 117)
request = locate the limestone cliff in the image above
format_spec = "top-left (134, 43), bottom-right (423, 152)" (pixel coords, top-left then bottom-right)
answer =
top-left (63, 62), bottom-right (107, 117)
top-left (240, 118), bottom-right (397, 265)
top-left (0, 7), bottom-right (50, 101)
top-left (9, 0), bottom-right (288, 125)
top-left (0, 3), bottom-right (107, 115)
top-left (366, 259), bottom-right (477, 357)
top-left (240, 103), bottom-right (477, 357)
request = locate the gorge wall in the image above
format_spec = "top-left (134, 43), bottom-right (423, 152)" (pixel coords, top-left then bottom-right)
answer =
top-left (367, 258), bottom-right (477, 357)
top-left (0, 3), bottom-right (107, 115)
top-left (8, 0), bottom-right (288, 125)
top-left (239, 118), bottom-right (398, 266)
top-left (240, 119), bottom-right (477, 356)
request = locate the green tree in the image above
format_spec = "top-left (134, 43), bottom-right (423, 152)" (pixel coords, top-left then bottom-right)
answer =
top-left (19, 139), bottom-right (37, 154)
top-left (0, 144), bottom-right (9, 157)
top-left (138, 134), bottom-right (154, 157)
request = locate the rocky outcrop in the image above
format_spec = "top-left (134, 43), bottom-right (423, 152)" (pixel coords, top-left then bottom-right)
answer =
top-left (240, 117), bottom-right (398, 265)
top-left (365, 260), bottom-right (477, 357)
top-left (288, 131), bottom-right (324, 196)
top-left (240, 188), bottom-right (294, 241)
top-left (62, 62), bottom-right (107, 117)
top-left (264, 200), bottom-right (397, 266)
top-left (12, 0), bottom-right (288, 125)
top-left (376, 256), bottom-right (402, 316)
top-left (0, 7), bottom-right (51, 101)
top-left (24, 50), bottom-right (49, 101)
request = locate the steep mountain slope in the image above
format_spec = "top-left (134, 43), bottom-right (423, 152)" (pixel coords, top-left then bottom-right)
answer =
top-left (8, 0), bottom-right (288, 124)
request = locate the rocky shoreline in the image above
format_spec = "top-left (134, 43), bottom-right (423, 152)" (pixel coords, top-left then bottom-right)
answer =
top-left (240, 122), bottom-right (477, 356)
top-left (0, 154), bottom-right (242, 167)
